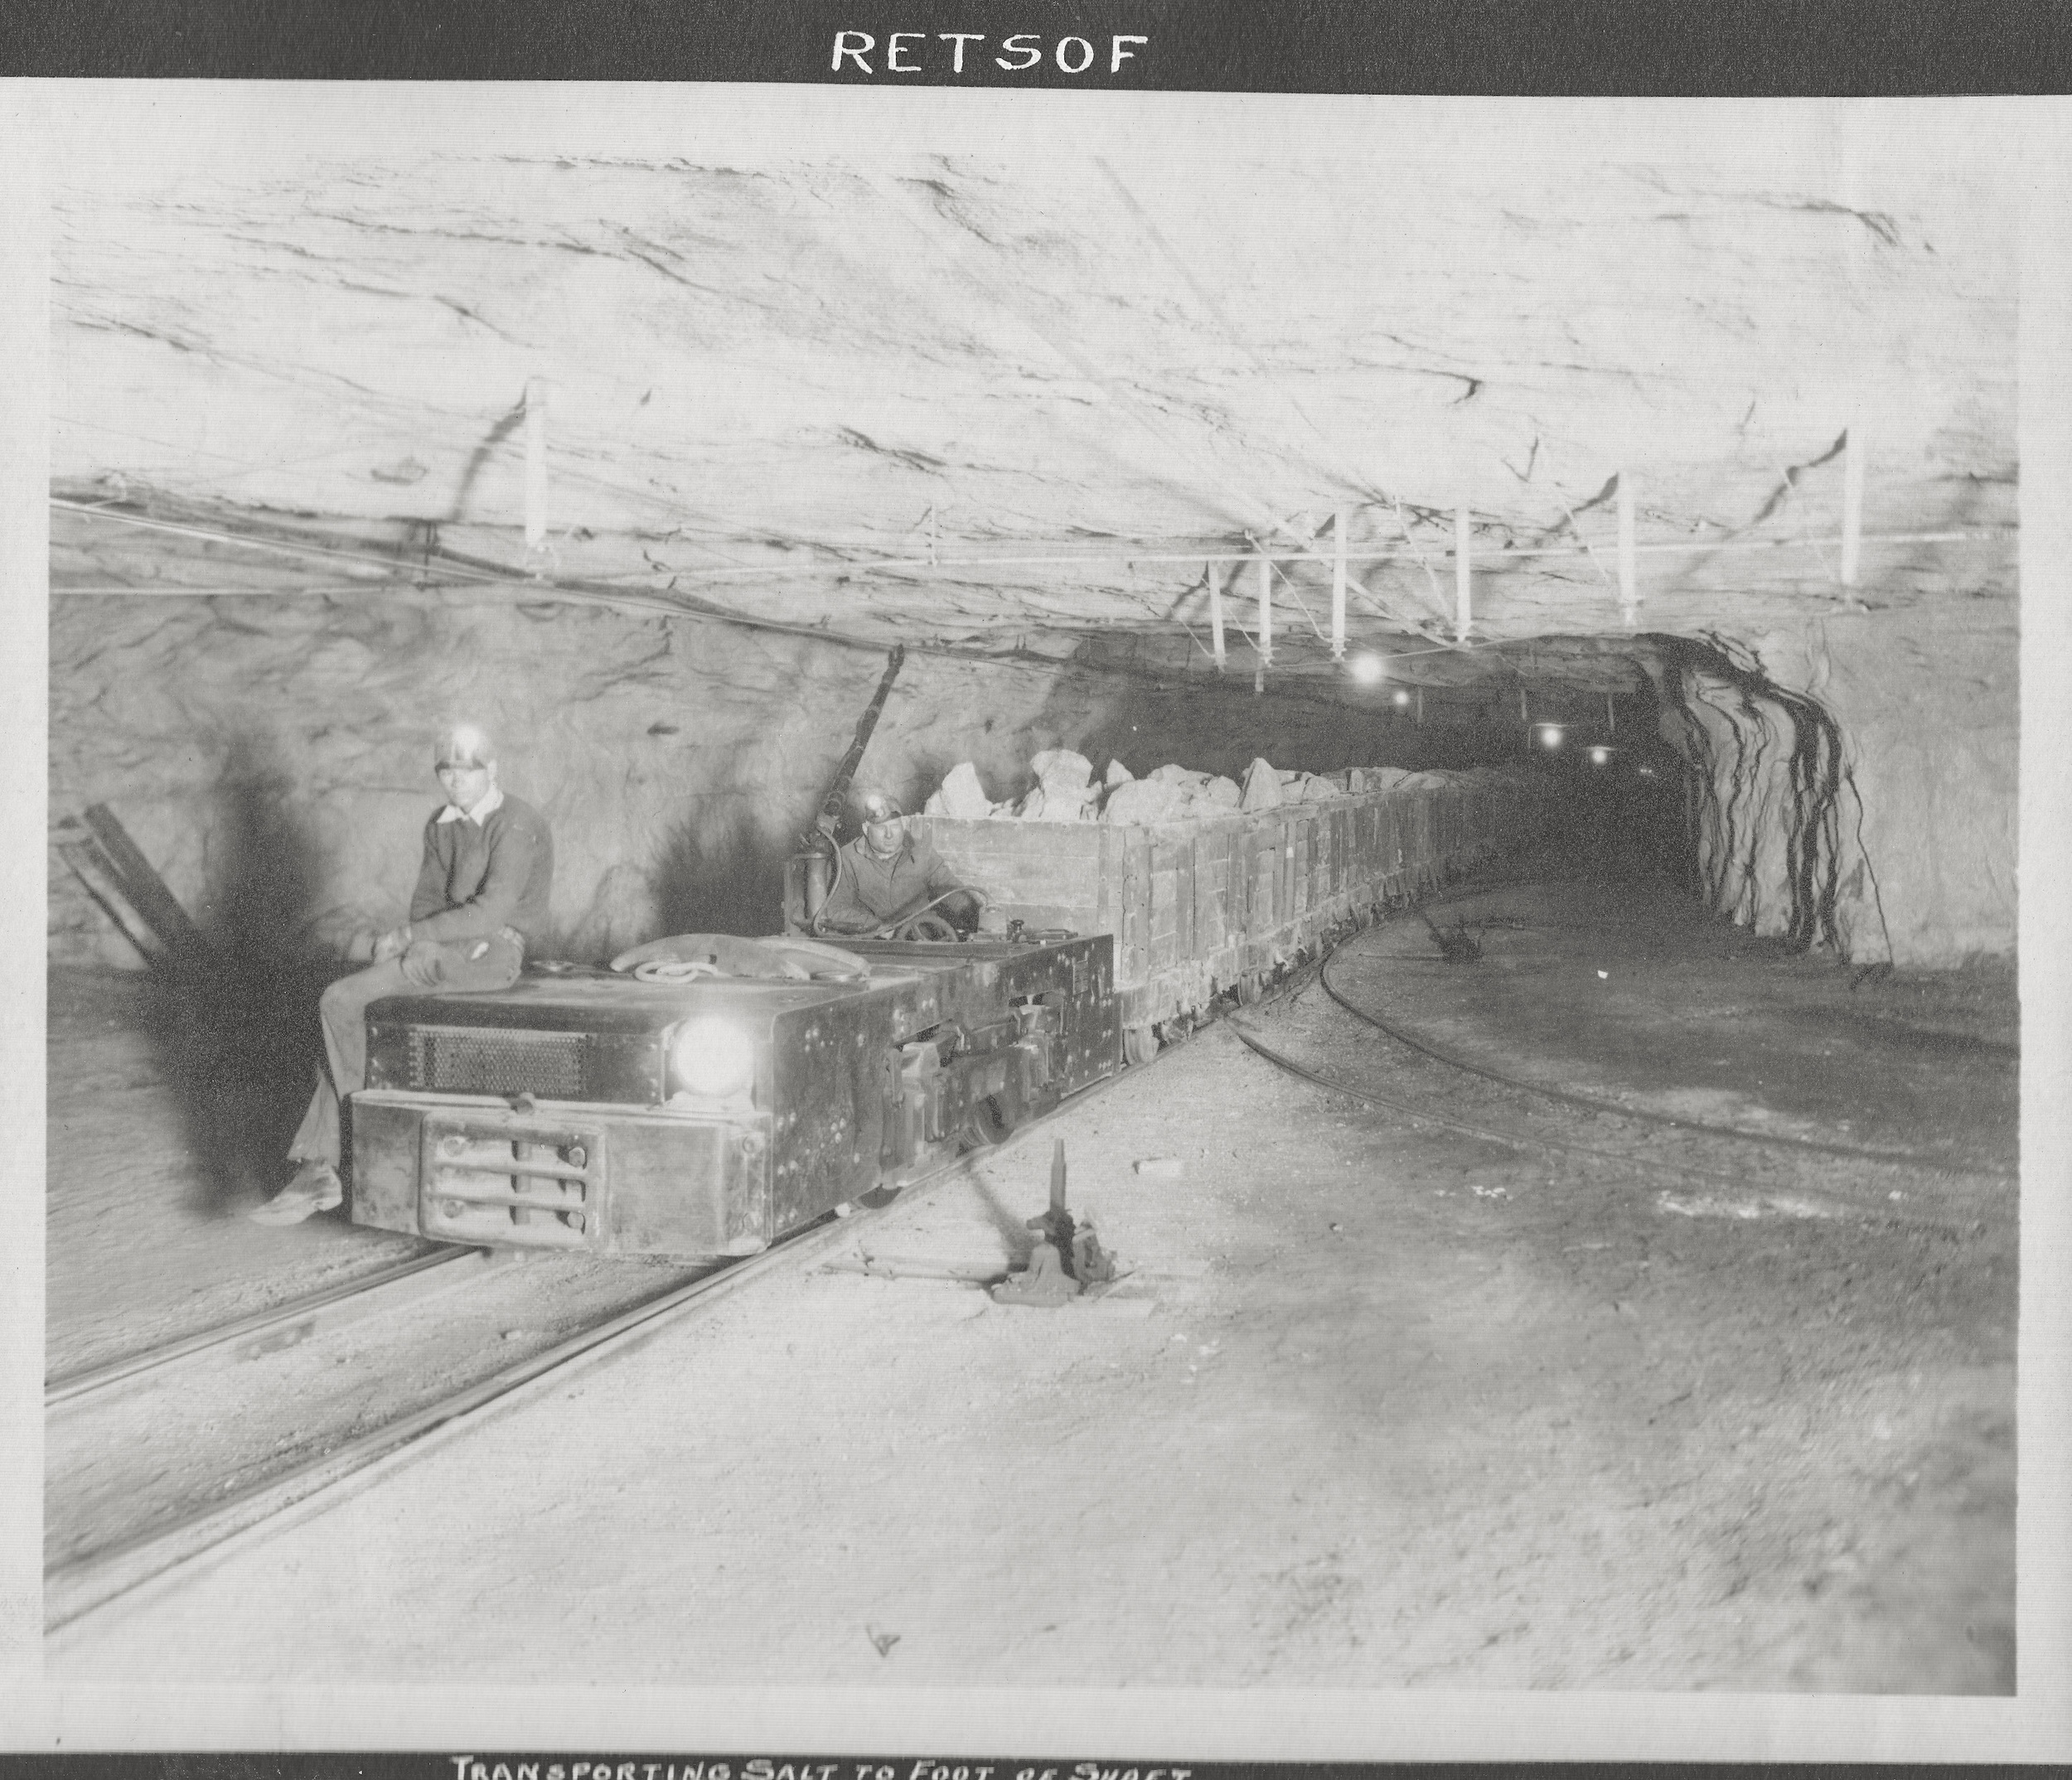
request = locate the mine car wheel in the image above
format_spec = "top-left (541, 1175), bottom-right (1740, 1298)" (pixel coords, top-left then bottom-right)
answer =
top-left (962, 1094), bottom-right (1017, 1148)
top-left (1235, 972), bottom-right (1264, 1007)
top-left (1122, 1023), bottom-right (1159, 1067)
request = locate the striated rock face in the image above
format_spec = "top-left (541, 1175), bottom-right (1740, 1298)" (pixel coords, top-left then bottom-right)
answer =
top-left (43, 96), bottom-right (2021, 967)
top-left (50, 591), bottom-right (1488, 968)
top-left (1674, 617), bottom-right (2014, 974)
top-left (1650, 607), bottom-right (2016, 966)
top-left (1813, 622), bottom-right (2018, 964)
top-left (50, 108), bottom-right (2014, 642)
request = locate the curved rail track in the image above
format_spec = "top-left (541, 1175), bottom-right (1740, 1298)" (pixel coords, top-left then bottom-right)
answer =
top-left (1315, 941), bottom-right (2014, 1180)
top-left (1225, 1018), bottom-right (1929, 1225)
top-left (1218, 886), bottom-right (2011, 1227)
top-left (49, 873), bottom-right (2009, 1633)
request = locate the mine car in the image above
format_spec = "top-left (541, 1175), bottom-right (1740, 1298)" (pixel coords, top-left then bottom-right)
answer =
top-left (346, 765), bottom-right (1537, 1260)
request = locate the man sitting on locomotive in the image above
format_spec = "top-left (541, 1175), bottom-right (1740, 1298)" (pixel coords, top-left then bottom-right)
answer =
top-left (811, 788), bottom-right (980, 940)
top-left (249, 722), bottom-right (555, 1224)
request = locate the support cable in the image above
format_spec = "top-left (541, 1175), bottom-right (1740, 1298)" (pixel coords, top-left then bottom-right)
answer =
top-left (1842, 764), bottom-right (1898, 966)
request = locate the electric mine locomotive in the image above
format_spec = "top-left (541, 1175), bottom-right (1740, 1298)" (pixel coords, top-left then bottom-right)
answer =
top-left (346, 931), bottom-right (1122, 1259)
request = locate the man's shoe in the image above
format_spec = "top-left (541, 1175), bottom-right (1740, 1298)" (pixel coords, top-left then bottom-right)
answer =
top-left (247, 1161), bottom-right (344, 1225)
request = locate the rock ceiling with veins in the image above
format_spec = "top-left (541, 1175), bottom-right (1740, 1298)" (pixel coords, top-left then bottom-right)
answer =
top-left (49, 103), bottom-right (2018, 692)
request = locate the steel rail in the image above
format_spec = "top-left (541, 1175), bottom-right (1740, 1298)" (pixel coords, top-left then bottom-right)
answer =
top-left (1203, 871), bottom-right (1997, 1221)
top-left (43, 1044), bottom-right (1170, 1635)
top-left (50, 866), bottom-right (1815, 1626)
top-left (1221, 1017), bottom-right (1964, 1230)
top-left (46, 1254), bottom-right (737, 1631)
top-left (1317, 917), bottom-right (2015, 1183)
top-left (45, 1247), bottom-right (486, 1409)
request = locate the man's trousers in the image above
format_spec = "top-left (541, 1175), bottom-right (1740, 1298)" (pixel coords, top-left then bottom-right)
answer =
top-left (287, 931), bottom-right (523, 1167)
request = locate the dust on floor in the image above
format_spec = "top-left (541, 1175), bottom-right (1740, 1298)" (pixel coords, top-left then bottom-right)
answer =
top-left (46, 884), bottom-right (2016, 1693)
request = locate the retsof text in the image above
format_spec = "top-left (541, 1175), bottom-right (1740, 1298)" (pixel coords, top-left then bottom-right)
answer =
top-left (830, 32), bottom-right (1149, 75)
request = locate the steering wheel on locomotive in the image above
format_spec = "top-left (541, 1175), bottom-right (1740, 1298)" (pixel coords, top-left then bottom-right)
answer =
top-left (874, 887), bottom-right (989, 945)
top-left (888, 910), bottom-right (962, 944)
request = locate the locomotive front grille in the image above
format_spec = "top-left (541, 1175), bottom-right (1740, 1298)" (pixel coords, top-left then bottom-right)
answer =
top-left (404, 1024), bottom-right (590, 1098)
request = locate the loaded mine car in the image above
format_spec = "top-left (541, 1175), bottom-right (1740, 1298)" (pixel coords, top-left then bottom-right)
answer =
top-left (346, 932), bottom-right (1121, 1260)
top-left (346, 765), bottom-right (1537, 1260)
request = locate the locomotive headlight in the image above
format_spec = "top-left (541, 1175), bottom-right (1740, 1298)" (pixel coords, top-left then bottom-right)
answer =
top-left (667, 1018), bottom-right (757, 1101)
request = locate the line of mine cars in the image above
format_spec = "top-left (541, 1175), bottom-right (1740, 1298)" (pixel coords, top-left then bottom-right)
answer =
top-left (348, 768), bottom-right (1542, 1260)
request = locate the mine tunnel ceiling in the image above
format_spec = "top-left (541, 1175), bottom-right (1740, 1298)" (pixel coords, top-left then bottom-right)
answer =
top-left (50, 109), bottom-right (2016, 699)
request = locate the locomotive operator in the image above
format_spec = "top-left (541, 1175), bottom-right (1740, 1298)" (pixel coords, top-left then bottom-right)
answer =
top-left (249, 723), bottom-right (554, 1224)
top-left (811, 788), bottom-right (980, 938)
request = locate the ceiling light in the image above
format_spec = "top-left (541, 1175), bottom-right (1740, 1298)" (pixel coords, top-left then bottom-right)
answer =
top-left (1349, 653), bottom-right (1385, 684)
top-left (1392, 689), bottom-right (1411, 708)
top-left (1537, 724), bottom-right (1564, 749)
top-left (1589, 746), bottom-right (1610, 765)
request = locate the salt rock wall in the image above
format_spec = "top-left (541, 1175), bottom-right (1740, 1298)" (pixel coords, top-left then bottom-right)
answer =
top-left (48, 592), bottom-right (1461, 970)
top-left (1654, 612), bottom-right (2016, 967)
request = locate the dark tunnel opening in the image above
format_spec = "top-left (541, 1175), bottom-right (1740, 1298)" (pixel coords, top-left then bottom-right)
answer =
top-left (1518, 730), bottom-right (1693, 888)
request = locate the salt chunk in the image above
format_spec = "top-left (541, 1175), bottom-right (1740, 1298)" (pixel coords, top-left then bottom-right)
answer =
top-left (932, 761), bottom-right (993, 820)
top-left (1029, 784), bottom-right (1093, 822)
top-left (1029, 747), bottom-right (1093, 790)
top-left (1104, 778), bottom-right (1188, 825)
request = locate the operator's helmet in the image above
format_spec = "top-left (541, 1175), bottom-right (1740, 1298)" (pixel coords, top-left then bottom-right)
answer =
top-left (435, 723), bottom-right (496, 769)
top-left (854, 788), bottom-right (904, 825)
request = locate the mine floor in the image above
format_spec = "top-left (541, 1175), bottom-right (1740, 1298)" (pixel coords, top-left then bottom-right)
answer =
top-left (43, 876), bottom-right (2018, 1693)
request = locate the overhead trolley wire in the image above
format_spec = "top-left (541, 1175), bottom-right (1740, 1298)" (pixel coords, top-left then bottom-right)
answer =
top-left (54, 497), bottom-right (1522, 706)
top-left (55, 496), bottom-right (2000, 592)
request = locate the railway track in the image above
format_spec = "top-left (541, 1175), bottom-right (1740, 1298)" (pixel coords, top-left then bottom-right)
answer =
top-left (46, 1247), bottom-right (490, 1410)
top-left (49, 1248), bottom-right (743, 1632)
top-left (51, 871), bottom-right (2005, 1633)
top-left (41, 878), bottom-right (1462, 1635)
top-left (1317, 934), bottom-right (2016, 1181)
top-left (1222, 890), bottom-right (2011, 1227)
top-left (43, 1033), bottom-right (1175, 1637)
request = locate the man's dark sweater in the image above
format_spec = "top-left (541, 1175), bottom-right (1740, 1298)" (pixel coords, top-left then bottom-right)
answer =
top-left (815, 829), bottom-right (971, 934)
top-left (407, 793), bottom-right (554, 952)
